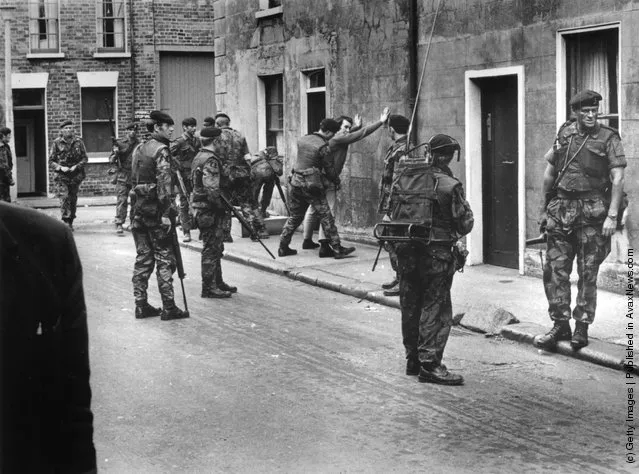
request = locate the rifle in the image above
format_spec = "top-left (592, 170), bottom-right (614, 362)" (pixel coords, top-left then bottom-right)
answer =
top-left (526, 234), bottom-right (547, 246)
top-left (219, 193), bottom-right (276, 260)
top-left (170, 219), bottom-right (190, 314)
top-left (371, 222), bottom-right (430, 272)
top-left (264, 159), bottom-right (291, 215)
top-left (104, 99), bottom-right (120, 168)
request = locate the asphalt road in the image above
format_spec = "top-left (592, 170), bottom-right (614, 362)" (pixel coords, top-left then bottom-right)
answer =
top-left (70, 219), bottom-right (632, 473)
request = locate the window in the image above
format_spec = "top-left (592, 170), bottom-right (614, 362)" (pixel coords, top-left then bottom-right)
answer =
top-left (564, 27), bottom-right (619, 128)
top-left (269, 0), bottom-right (282, 6)
top-left (28, 0), bottom-right (59, 53)
top-left (97, 1), bottom-right (126, 52)
top-left (81, 88), bottom-right (115, 156)
top-left (264, 75), bottom-right (284, 148)
top-left (304, 69), bottom-right (326, 134)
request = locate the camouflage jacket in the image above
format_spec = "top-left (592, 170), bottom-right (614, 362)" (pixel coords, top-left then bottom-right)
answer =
top-left (214, 127), bottom-right (251, 180)
top-left (190, 147), bottom-right (228, 215)
top-left (49, 135), bottom-right (88, 183)
top-left (109, 136), bottom-right (140, 173)
top-left (378, 135), bottom-right (408, 214)
top-left (170, 132), bottom-right (200, 172)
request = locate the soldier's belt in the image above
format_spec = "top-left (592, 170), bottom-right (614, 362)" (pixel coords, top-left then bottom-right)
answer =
top-left (556, 189), bottom-right (604, 199)
top-left (373, 222), bottom-right (431, 243)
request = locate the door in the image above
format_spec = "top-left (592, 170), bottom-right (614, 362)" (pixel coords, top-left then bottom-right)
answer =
top-left (481, 76), bottom-right (519, 269)
top-left (15, 120), bottom-right (36, 194)
top-left (159, 53), bottom-right (216, 125)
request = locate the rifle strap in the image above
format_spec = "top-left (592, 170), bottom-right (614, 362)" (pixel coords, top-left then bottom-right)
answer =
top-left (553, 134), bottom-right (589, 191)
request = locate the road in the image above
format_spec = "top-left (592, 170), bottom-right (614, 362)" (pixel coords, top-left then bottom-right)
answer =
top-left (68, 217), bottom-right (631, 473)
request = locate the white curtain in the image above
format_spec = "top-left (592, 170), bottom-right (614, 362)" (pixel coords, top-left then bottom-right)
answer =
top-left (568, 37), bottom-right (609, 113)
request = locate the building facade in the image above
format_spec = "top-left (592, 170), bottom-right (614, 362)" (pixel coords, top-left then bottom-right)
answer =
top-left (0, 0), bottom-right (216, 199)
top-left (214, 0), bottom-right (637, 287)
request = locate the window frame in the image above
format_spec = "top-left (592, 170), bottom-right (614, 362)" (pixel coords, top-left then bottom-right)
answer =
top-left (300, 68), bottom-right (327, 135)
top-left (556, 23), bottom-right (621, 133)
top-left (80, 86), bottom-right (117, 163)
top-left (95, 0), bottom-right (128, 54)
top-left (27, 0), bottom-right (61, 55)
top-left (264, 75), bottom-right (284, 148)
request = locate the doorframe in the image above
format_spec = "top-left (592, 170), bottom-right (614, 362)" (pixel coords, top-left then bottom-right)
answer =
top-left (464, 66), bottom-right (526, 274)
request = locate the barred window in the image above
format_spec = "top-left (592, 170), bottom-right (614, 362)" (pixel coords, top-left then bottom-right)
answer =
top-left (97, 0), bottom-right (126, 52)
top-left (28, 0), bottom-right (60, 53)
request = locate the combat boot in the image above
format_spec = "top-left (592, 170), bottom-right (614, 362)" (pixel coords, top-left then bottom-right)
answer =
top-left (161, 305), bottom-right (190, 321)
top-left (278, 244), bottom-right (297, 257)
top-left (201, 287), bottom-right (232, 298)
top-left (533, 320), bottom-right (572, 351)
top-left (383, 287), bottom-right (400, 297)
top-left (571, 321), bottom-right (589, 350)
top-left (318, 240), bottom-right (334, 258)
top-left (216, 265), bottom-right (237, 294)
top-left (302, 238), bottom-right (320, 249)
top-left (183, 231), bottom-right (192, 243)
top-left (406, 358), bottom-right (420, 376)
top-left (135, 302), bottom-right (162, 319)
top-left (418, 364), bottom-right (464, 386)
top-left (381, 277), bottom-right (399, 290)
top-left (332, 244), bottom-right (356, 260)
top-left (116, 223), bottom-right (124, 235)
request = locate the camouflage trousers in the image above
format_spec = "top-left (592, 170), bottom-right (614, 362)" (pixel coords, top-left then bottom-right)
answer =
top-left (229, 178), bottom-right (266, 234)
top-left (177, 172), bottom-right (194, 232)
top-left (280, 185), bottom-right (340, 247)
top-left (55, 178), bottom-right (82, 222)
top-left (114, 180), bottom-right (132, 225)
top-left (196, 210), bottom-right (225, 292)
top-left (0, 182), bottom-right (10, 202)
top-left (396, 243), bottom-right (456, 367)
top-left (543, 197), bottom-right (611, 324)
top-left (131, 225), bottom-right (176, 308)
top-left (252, 177), bottom-right (275, 215)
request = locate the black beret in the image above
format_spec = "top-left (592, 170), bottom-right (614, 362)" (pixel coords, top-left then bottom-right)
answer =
top-left (125, 122), bottom-right (138, 131)
top-left (214, 112), bottom-right (230, 122)
top-left (429, 134), bottom-right (459, 152)
top-left (389, 115), bottom-right (410, 134)
top-left (569, 90), bottom-right (602, 109)
top-left (203, 116), bottom-right (215, 126)
top-left (60, 120), bottom-right (73, 129)
top-left (320, 118), bottom-right (341, 133)
top-left (149, 110), bottom-right (174, 125)
top-left (182, 117), bottom-right (197, 127)
top-left (200, 127), bottom-right (222, 138)
top-left (0, 127), bottom-right (11, 136)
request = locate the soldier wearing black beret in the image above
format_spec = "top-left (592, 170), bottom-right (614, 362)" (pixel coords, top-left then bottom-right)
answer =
top-left (190, 126), bottom-right (236, 298)
top-left (535, 89), bottom-right (626, 351)
top-left (130, 110), bottom-right (189, 321)
top-left (170, 117), bottom-right (200, 242)
top-left (48, 118), bottom-right (88, 230)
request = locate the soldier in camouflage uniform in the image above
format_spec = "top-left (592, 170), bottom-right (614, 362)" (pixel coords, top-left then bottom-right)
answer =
top-left (535, 90), bottom-right (626, 351)
top-left (378, 115), bottom-right (410, 296)
top-left (130, 111), bottom-right (188, 321)
top-left (110, 122), bottom-right (139, 234)
top-left (278, 119), bottom-right (355, 259)
top-left (48, 121), bottom-right (88, 230)
top-left (170, 117), bottom-right (200, 242)
top-left (214, 113), bottom-right (269, 241)
top-left (0, 127), bottom-right (14, 202)
top-left (190, 126), bottom-right (236, 298)
top-left (395, 134), bottom-right (474, 385)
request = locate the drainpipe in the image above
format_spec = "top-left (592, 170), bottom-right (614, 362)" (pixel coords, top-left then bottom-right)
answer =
top-left (129, 0), bottom-right (136, 120)
top-left (408, 0), bottom-right (418, 144)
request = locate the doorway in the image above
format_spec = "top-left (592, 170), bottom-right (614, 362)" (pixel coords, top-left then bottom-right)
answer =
top-left (15, 120), bottom-right (35, 193)
top-left (480, 75), bottom-right (519, 269)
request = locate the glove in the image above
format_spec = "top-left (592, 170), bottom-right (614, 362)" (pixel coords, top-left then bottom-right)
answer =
top-left (160, 216), bottom-right (172, 233)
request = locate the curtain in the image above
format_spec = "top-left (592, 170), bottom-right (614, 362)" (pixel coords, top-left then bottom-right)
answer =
top-left (567, 37), bottom-right (609, 114)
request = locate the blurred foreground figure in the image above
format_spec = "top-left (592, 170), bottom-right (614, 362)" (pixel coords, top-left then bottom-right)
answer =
top-left (0, 202), bottom-right (97, 473)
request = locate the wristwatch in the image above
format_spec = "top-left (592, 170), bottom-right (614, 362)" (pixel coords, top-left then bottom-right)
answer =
top-left (607, 213), bottom-right (618, 220)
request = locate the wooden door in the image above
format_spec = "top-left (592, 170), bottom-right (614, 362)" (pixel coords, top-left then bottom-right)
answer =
top-left (481, 76), bottom-right (519, 268)
top-left (15, 119), bottom-right (36, 194)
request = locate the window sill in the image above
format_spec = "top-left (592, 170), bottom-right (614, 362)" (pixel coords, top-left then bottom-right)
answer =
top-left (255, 6), bottom-right (283, 19)
top-left (27, 52), bottom-right (65, 59)
top-left (93, 52), bottom-right (131, 59)
top-left (87, 155), bottom-right (110, 164)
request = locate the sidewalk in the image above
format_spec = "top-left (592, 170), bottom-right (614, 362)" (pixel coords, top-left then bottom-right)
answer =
top-left (19, 197), bottom-right (636, 374)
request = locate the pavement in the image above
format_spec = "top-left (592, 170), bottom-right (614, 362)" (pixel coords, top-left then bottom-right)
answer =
top-left (17, 196), bottom-right (637, 375)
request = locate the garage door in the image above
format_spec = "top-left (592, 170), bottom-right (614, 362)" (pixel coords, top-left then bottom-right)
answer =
top-left (159, 52), bottom-right (216, 126)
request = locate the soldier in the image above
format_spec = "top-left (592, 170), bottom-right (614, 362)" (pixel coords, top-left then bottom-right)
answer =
top-left (378, 115), bottom-right (411, 297)
top-left (214, 112), bottom-right (269, 240)
top-left (49, 120), bottom-right (88, 230)
top-left (170, 117), bottom-right (200, 242)
top-left (110, 122), bottom-right (140, 234)
top-left (396, 134), bottom-right (474, 385)
top-left (190, 126), bottom-right (237, 298)
top-left (251, 146), bottom-right (281, 219)
top-left (278, 118), bottom-right (356, 259)
top-left (302, 107), bottom-right (390, 256)
top-left (130, 110), bottom-right (189, 321)
top-left (0, 127), bottom-right (14, 202)
top-left (535, 90), bottom-right (626, 351)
